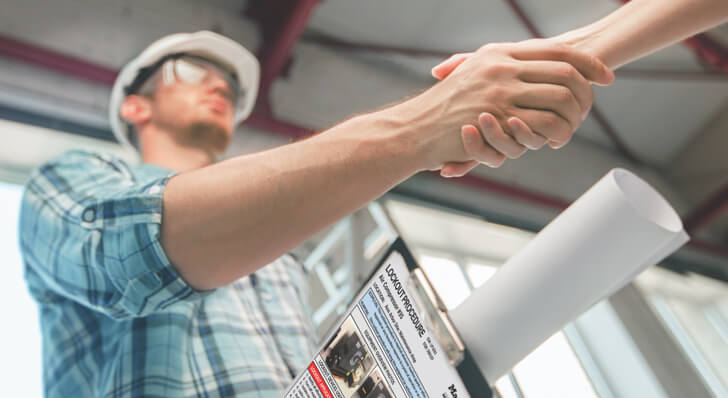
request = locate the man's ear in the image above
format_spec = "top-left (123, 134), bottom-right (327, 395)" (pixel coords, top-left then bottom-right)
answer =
top-left (120, 95), bottom-right (152, 126)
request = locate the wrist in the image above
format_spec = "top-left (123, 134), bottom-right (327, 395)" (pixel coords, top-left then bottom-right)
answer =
top-left (551, 24), bottom-right (603, 58)
top-left (383, 89), bottom-right (456, 172)
top-left (367, 99), bottom-right (441, 173)
top-left (320, 106), bottom-right (430, 178)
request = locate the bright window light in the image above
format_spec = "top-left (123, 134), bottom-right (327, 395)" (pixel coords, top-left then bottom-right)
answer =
top-left (494, 374), bottom-right (521, 398)
top-left (419, 254), bottom-right (472, 310)
top-left (512, 331), bottom-right (599, 398)
top-left (0, 181), bottom-right (43, 397)
top-left (466, 262), bottom-right (499, 288)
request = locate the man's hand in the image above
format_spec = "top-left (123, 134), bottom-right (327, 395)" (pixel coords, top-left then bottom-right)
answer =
top-left (423, 39), bottom-right (614, 177)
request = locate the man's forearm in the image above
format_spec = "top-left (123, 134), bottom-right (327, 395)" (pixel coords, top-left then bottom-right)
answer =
top-left (552, 0), bottom-right (728, 69)
top-left (161, 105), bottom-right (424, 290)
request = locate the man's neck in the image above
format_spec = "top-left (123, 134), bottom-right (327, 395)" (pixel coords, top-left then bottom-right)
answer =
top-left (139, 126), bottom-right (216, 172)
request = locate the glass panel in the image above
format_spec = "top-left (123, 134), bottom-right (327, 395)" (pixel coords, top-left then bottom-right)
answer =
top-left (494, 374), bottom-right (522, 398)
top-left (419, 254), bottom-right (472, 310)
top-left (512, 331), bottom-right (599, 398)
top-left (636, 267), bottom-right (728, 397)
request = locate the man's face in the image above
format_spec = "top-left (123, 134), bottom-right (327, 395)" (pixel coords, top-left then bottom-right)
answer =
top-left (146, 56), bottom-right (239, 153)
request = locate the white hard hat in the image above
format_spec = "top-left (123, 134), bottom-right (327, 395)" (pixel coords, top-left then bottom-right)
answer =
top-left (109, 31), bottom-right (260, 152)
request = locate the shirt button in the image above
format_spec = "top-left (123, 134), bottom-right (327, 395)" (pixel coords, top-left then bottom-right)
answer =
top-left (148, 185), bottom-right (161, 194)
top-left (82, 207), bottom-right (96, 222)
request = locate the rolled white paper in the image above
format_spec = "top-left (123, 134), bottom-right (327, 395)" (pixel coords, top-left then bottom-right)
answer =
top-left (449, 168), bottom-right (689, 383)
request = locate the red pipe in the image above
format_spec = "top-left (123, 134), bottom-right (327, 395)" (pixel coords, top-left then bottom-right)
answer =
top-left (684, 34), bottom-right (728, 73)
top-left (0, 36), bottom-right (118, 85)
top-left (257, 0), bottom-right (320, 112)
top-left (683, 183), bottom-right (728, 233)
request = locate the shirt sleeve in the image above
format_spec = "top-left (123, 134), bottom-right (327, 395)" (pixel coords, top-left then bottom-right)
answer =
top-left (19, 150), bottom-right (212, 319)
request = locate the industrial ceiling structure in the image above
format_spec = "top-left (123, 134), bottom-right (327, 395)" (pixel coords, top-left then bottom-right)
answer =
top-left (1, 0), bottom-right (728, 278)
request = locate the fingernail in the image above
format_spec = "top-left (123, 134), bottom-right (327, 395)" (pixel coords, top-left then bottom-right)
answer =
top-left (479, 113), bottom-right (493, 127)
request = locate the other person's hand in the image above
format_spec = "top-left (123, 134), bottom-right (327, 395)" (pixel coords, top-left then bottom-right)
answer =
top-left (420, 39), bottom-right (614, 177)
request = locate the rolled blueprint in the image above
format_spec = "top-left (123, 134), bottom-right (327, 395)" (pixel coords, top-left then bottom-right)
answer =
top-left (449, 168), bottom-right (689, 383)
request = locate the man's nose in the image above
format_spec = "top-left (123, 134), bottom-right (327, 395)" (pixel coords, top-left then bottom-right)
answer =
top-left (204, 72), bottom-right (231, 93)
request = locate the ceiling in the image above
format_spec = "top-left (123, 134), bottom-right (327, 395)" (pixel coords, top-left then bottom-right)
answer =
top-left (1, 0), bottom-right (728, 276)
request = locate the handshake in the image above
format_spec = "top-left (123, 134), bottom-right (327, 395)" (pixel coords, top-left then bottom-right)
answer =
top-left (393, 39), bottom-right (615, 178)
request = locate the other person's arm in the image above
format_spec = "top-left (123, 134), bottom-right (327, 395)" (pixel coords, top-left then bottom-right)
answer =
top-left (551, 0), bottom-right (728, 69)
top-left (434, 0), bottom-right (728, 177)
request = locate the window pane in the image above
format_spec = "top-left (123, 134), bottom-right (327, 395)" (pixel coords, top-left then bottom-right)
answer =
top-left (419, 254), bottom-right (471, 310)
top-left (636, 267), bottom-right (728, 397)
top-left (494, 374), bottom-right (522, 398)
top-left (512, 331), bottom-right (599, 398)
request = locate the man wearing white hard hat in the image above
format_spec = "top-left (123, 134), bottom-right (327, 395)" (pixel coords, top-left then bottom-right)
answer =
top-left (18, 29), bottom-right (610, 396)
top-left (19, 1), bottom-right (728, 395)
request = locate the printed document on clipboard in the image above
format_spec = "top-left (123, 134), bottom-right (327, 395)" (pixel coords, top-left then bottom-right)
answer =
top-left (283, 238), bottom-right (490, 398)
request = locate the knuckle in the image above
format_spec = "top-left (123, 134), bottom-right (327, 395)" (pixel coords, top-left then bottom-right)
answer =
top-left (546, 42), bottom-right (570, 57)
top-left (555, 87), bottom-right (574, 103)
top-left (478, 43), bottom-right (501, 54)
top-left (556, 43), bottom-right (573, 54)
top-left (485, 85), bottom-right (509, 100)
top-left (558, 64), bottom-right (578, 80)
top-left (542, 113), bottom-right (562, 131)
top-left (483, 62), bottom-right (515, 78)
top-left (489, 42), bottom-right (507, 51)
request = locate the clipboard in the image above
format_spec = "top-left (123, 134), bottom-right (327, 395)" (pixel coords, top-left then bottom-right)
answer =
top-left (284, 237), bottom-right (491, 398)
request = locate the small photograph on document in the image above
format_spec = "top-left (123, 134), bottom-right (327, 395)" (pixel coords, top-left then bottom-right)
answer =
top-left (321, 316), bottom-right (375, 396)
top-left (350, 368), bottom-right (393, 398)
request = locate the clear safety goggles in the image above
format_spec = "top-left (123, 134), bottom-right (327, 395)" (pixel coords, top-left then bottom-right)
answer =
top-left (132, 54), bottom-right (243, 105)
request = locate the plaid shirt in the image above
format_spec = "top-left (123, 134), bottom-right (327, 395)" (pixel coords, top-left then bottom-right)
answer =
top-left (19, 150), bottom-right (318, 397)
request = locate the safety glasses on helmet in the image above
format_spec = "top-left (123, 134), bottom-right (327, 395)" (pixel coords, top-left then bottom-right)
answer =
top-left (131, 54), bottom-right (243, 106)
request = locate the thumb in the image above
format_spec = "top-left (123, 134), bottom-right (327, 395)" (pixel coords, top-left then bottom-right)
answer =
top-left (431, 52), bottom-right (473, 80)
top-left (589, 57), bottom-right (615, 86)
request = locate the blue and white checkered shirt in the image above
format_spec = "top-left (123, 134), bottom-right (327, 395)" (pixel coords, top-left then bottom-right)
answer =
top-left (19, 150), bottom-right (318, 397)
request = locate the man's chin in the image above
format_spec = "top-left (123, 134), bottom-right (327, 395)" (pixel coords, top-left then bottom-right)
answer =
top-left (188, 120), bottom-right (234, 153)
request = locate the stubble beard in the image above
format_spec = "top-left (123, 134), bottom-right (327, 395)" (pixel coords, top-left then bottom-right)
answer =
top-left (182, 120), bottom-right (232, 156)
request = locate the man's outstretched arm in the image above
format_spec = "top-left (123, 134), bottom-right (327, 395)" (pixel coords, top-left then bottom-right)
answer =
top-left (161, 42), bottom-right (612, 290)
